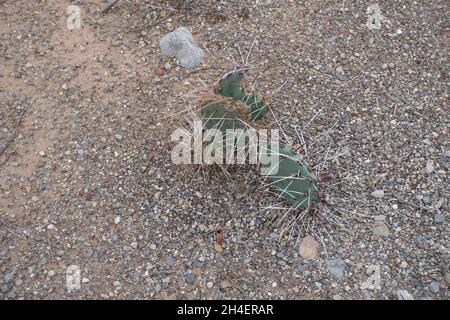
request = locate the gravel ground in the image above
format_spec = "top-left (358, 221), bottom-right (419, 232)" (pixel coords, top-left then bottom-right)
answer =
top-left (0, 0), bottom-right (448, 300)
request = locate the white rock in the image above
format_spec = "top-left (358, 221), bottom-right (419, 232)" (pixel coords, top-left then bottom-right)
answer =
top-left (114, 216), bottom-right (121, 224)
top-left (425, 161), bottom-right (434, 174)
top-left (160, 27), bottom-right (204, 68)
top-left (397, 290), bottom-right (413, 300)
top-left (371, 190), bottom-right (384, 198)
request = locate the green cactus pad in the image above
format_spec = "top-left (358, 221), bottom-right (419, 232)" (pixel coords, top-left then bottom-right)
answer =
top-left (200, 100), bottom-right (245, 133)
top-left (268, 146), bottom-right (318, 210)
top-left (216, 69), bottom-right (268, 120)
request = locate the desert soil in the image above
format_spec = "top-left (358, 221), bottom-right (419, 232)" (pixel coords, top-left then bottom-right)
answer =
top-left (0, 0), bottom-right (448, 299)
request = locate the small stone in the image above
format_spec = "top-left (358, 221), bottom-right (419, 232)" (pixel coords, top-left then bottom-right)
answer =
top-left (372, 221), bottom-right (390, 237)
top-left (214, 243), bottom-right (223, 252)
top-left (336, 66), bottom-right (345, 76)
top-left (374, 214), bottom-right (386, 221)
top-left (39, 150), bottom-right (46, 156)
top-left (61, 83), bottom-right (68, 90)
top-left (113, 281), bottom-right (121, 287)
top-left (130, 242), bottom-right (138, 249)
top-left (434, 213), bottom-right (445, 224)
top-left (164, 62), bottom-right (171, 71)
top-left (220, 279), bottom-right (231, 288)
top-left (149, 243), bottom-right (157, 250)
top-left (25, 63), bottom-right (33, 69)
top-left (105, 83), bottom-right (114, 92)
top-left (160, 27), bottom-right (204, 68)
top-left (114, 216), bottom-right (121, 224)
top-left (155, 68), bottom-right (164, 76)
top-left (193, 258), bottom-right (205, 268)
top-left (371, 190), bottom-right (384, 199)
top-left (425, 162), bottom-right (434, 174)
top-left (397, 290), bottom-right (413, 300)
top-left (429, 281), bottom-right (440, 294)
top-left (48, 270), bottom-right (55, 277)
top-left (326, 259), bottom-right (346, 281)
top-left (434, 198), bottom-right (444, 210)
top-left (184, 273), bottom-right (196, 284)
top-left (422, 196), bottom-right (432, 205)
top-left (115, 134), bottom-right (123, 141)
top-left (299, 235), bottom-right (319, 259)
top-left (82, 278), bottom-right (90, 283)
top-left (445, 272), bottom-right (450, 285)
top-left (4, 271), bottom-right (15, 283)
top-left (166, 256), bottom-right (175, 269)
top-left (206, 281), bottom-right (213, 289)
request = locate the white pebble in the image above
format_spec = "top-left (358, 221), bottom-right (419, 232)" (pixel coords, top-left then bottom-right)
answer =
top-left (371, 190), bottom-right (384, 199)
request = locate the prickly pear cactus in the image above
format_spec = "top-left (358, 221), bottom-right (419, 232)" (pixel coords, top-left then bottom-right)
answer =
top-left (200, 67), bottom-right (268, 132)
top-left (200, 99), bottom-right (246, 133)
top-left (268, 146), bottom-right (318, 210)
top-left (198, 67), bottom-right (318, 211)
top-left (215, 68), bottom-right (268, 120)
top-left (215, 70), bottom-right (246, 101)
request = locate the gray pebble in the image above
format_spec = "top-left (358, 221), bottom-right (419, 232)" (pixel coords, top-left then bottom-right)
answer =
top-left (166, 256), bottom-right (174, 269)
top-left (434, 213), bottom-right (445, 224)
top-left (422, 196), bottom-right (432, 205)
top-left (193, 259), bottom-right (205, 267)
top-left (397, 290), bottom-right (414, 300)
top-left (105, 83), bottom-right (114, 92)
top-left (4, 271), bottom-right (14, 283)
top-left (184, 272), bottom-right (196, 284)
top-left (160, 27), bottom-right (204, 69)
top-left (371, 190), bottom-right (384, 199)
top-left (7, 290), bottom-right (16, 299)
top-left (372, 221), bottom-right (390, 237)
top-left (445, 273), bottom-right (450, 285)
top-left (326, 258), bottom-right (346, 281)
top-left (429, 281), bottom-right (440, 294)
